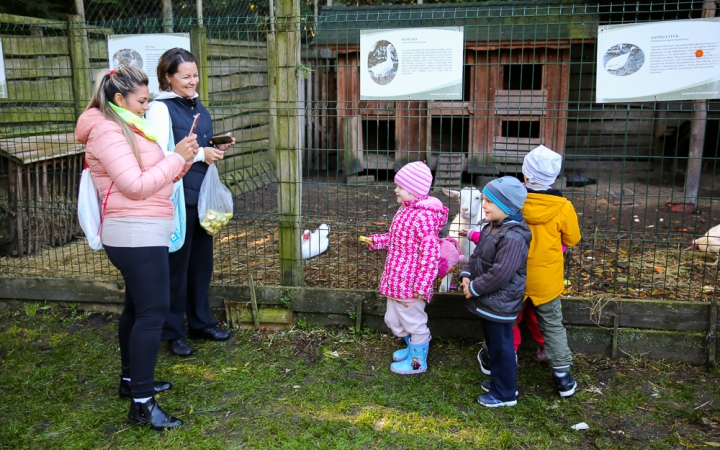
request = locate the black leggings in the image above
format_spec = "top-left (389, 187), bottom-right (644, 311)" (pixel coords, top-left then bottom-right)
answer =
top-left (105, 245), bottom-right (170, 399)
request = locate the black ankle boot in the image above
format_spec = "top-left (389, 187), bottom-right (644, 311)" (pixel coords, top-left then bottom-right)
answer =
top-left (118, 380), bottom-right (173, 399)
top-left (127, 397), bottom-right (183, 430)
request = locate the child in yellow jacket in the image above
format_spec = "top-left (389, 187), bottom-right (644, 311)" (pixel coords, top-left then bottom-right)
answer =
top-left (522, 145), bottom-right (581, 397)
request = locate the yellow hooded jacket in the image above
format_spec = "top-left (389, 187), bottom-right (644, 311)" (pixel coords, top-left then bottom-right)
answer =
top-left (521, 190), bottom-right (582, 306)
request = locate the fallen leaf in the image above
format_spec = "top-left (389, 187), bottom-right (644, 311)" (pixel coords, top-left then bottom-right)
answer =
top-left (703, 442), bottom-right (720, 448)
top-left (654, 267), bottom-right (665, 273)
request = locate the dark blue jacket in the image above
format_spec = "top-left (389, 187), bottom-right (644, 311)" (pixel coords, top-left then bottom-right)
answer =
top-left (158, 97), bottom-right (214, 206)
top-left (459, 215), bottom-right (532, 323)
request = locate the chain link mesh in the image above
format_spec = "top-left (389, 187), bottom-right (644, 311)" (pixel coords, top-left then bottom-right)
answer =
top-left (0, 1), bottom-right (718, 302)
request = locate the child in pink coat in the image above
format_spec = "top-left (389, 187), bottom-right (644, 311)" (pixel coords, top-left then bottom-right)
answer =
top-left (366, 161), bottom-right (449, 375)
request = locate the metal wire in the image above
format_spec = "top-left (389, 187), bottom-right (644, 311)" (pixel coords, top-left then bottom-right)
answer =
top-left (0, 1), bottom-right (718, 302)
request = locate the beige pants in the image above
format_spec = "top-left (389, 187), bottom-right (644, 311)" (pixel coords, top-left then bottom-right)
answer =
top-left (384, 297), bottom-right (430, 343)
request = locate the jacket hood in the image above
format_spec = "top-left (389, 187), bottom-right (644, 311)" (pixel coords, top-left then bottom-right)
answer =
top-left (405, 196), bottom-right (450, 234)
top-left (75, 108), bottom-right (106, 144)
top-left (522, 193), bottom-right (568, 225)
top-left (153, 90), bottom-right (199, 101)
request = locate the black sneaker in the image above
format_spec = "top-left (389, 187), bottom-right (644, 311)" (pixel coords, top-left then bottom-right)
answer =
top-left (477, 348), bottom-right (491, 375)
top-left (553, 371), bottom-right (577, 397)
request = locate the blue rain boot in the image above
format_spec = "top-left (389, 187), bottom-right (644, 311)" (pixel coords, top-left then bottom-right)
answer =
top-left (392, 336), bottom-right (411, 362)
top-left (390, 337), bottom-right (430, 375)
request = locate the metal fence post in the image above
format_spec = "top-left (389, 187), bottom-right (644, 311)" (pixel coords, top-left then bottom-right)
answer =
top-left (269, 0), bottom-right (303, 286)
top-left (68, 15), bottom-right (91, 119)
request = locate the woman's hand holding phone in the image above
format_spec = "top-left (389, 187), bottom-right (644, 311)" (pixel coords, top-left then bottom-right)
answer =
top-left (175, 134), bottom-right (199, 162)
top-left (210, 133), bottom-right (235, 152)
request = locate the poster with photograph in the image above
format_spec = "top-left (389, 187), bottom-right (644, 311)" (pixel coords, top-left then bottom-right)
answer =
top-left (360, 27), bottom-right (464, 101)
top-left (0, 38), bottom-right (7, 99)
top-left (108, 33), bottom-right (191, 96)
top-left (596, 18), bottom-right (720, 103)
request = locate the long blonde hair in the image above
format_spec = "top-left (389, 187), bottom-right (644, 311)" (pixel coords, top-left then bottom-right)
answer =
top-left (87, 66), bottom-right (148, 169)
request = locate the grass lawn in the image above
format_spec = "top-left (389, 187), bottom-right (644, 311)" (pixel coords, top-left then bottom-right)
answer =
top-left (1, 304), bottom-right (719, 449)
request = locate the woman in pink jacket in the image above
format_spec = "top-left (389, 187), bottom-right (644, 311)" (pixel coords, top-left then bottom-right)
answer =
top-left (367, 161), bottom-right (448, 375)
top-left (76, 66), bottom-right (197, 430)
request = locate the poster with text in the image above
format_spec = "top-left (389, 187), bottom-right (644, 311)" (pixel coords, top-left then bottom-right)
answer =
top-left (108, 33), bottom-right (191, 96)
top-left (596, 18), bottom-right (720, 103)
top-left (0, 38), bottom-right (7, 99)
top-left (360, 27), bottom-right (464, 101)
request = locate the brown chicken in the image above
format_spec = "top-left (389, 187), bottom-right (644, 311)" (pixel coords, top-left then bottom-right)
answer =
top-left (692, 224), bottom-right (720, 266)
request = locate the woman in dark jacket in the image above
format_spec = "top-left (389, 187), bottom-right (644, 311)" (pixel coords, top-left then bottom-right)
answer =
top-left (146, 48), bottom-right (234, 356)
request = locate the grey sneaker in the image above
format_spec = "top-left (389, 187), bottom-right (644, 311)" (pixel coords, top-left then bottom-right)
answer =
top-left (553, 371), bottom-right (577, 397)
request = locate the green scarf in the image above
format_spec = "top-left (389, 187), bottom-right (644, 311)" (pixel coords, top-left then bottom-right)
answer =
top-left (109, 103), bottom-right (158, 142)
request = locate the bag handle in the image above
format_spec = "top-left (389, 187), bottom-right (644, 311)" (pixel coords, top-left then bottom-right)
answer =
top-left (86, 156), bottom-right (115, 238)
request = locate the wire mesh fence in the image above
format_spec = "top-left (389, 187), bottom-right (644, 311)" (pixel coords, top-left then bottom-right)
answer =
top-left (0, 1), bottom-right (718, 302)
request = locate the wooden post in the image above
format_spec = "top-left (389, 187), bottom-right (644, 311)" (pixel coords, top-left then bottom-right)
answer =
top-left (162, 0), bottom-right (174, 33)
top-left (269, 0), bottom-right (303, 286)
top-left (611, 314), bottom-right (620, 359)
top-left (684, 1), bottom-right (716, 207)
top-left (249, 276), bottom-right (261, 330)
top-left (68, 15), bottom-right (91, 119)
top-left (709, 297), bottom-right (717, 366)
top-left (190, 26), bottom-right (209, 102)
top-left (342, 115), bottom-right (364, 175)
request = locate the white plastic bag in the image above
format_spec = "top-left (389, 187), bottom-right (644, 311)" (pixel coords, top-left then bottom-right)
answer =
top-left (197, 164), bottom-right (233, 236)
top-left (77, 167), bottom-right (104, 250)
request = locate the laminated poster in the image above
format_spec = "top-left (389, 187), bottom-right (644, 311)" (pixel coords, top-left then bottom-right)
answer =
top-left (360, 27), bottom-right (464, 101)
top-left (108, 33), bottom-right (191, 96)
top-left (0, 38), bottom-right (7, 99)
top-left (596, 18), bottom-right (720, 103)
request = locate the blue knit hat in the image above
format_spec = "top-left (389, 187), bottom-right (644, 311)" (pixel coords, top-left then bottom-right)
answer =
top-left (482, 176), bottom-right (528, 215)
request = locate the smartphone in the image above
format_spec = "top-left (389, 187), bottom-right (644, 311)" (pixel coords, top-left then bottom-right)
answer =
top-left (187, 113), bottom-right (201, 137)
top-left (211, 135), bottom-right (233, 145)
top-left (358, 236), bottom-right (373, 244)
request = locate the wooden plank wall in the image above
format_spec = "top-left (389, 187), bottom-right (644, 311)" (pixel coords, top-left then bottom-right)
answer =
top-left (0, 19), bottom-right (108, 138)
top-left (300, 53), bottom-right (337, 172)
top-left (206, 38), bottom-right (273, 194)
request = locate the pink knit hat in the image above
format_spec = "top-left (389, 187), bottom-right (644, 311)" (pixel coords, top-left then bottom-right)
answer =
top-left (394, 161), bottom-right (433, 197)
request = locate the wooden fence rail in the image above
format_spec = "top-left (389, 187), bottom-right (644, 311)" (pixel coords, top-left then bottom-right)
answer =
top-left (0, 277), bottom-right (717, 366)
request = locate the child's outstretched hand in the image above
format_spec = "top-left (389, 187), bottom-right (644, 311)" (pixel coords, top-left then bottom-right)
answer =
top-left (458, 229), bottom-right (469, 237)
top-left (359, 236), bottom-right (373, 250)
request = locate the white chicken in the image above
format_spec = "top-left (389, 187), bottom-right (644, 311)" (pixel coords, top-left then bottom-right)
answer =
top-left (692, 224), bottom-right (720, 266)
top-left (369, 44), bottom-right (396, 81)
top-left (301, 224), bottom-right (330, 260)
top-left (605, 46), bottom-right (637, 72)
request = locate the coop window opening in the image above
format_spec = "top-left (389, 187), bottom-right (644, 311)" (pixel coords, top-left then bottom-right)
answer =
top-left (501, 120), bottom-right (541, 139)
top-left (362, 119), bottom-right (396, 155)
top-left (463, 64), bottom-right (472, 101)
top-left (502, 64), bottom-right (543, 91)
top-left (431, 117), bottom-right (470, 154)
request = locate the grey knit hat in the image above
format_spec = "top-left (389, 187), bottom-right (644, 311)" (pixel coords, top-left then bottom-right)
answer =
top-left (482, 176), bottom-right (528, 215)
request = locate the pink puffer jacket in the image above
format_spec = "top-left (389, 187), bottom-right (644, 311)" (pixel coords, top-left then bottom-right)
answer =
top-left (370, 196), bottom-right (449, 302)
top-left (76, 108), bottom-right (190, 219)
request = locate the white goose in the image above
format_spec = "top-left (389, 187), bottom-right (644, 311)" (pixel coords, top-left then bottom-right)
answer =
top-left (605, 46), bottom-right (637, 72)
top-left (369, 44), bottom-right (396, 81)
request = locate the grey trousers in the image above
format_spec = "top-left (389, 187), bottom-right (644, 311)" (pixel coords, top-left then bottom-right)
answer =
top-left (533, 296), bottom-right (573, 369)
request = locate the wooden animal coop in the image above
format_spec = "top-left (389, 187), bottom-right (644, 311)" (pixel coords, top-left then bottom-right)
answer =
top-left (0, 133), bottom-right (85, 256)
top-left (312, 1), bottom-right (598, 185)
